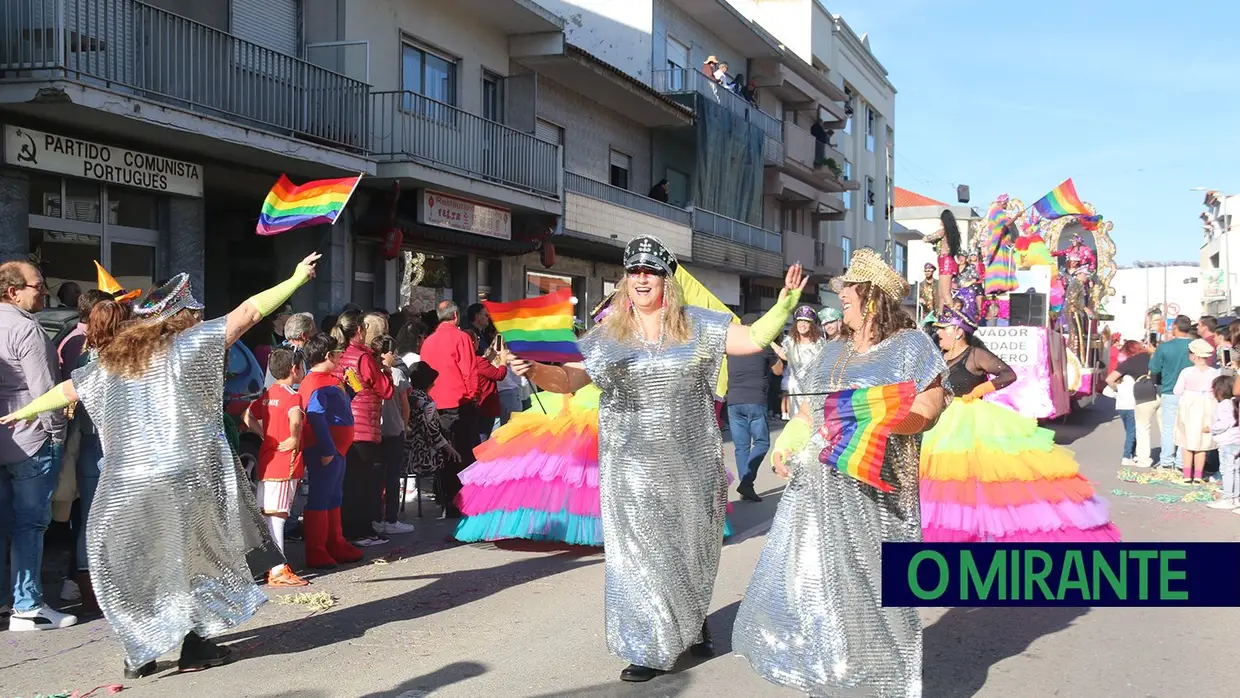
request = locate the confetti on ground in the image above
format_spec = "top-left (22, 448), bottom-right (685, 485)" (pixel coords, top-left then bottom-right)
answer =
top-left (272, 591), bottom-right (336, 611)
top-left (1110, 487), bottom-right (1217, 504)
top-left (1116, 467), bottom-right (1220, 490)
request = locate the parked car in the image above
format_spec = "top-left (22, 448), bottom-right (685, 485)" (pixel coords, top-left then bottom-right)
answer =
top-left (225, 341), bottom-right (266, 485)
top-left (37, 308), bottom-right (79, 344)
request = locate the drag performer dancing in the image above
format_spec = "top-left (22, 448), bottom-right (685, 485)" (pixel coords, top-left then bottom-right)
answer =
top-left (510, 236), bottom-right (805, 683)
top-left (920, 307), bottom-right (1121, 542)
top-left (955, 247), bottom-right (985, 323)
top-left (733, 247), bottom-right (948, 697)
top-left (2, 254), bottom-right (321, 677)
top-left (923, 209), bottom-right (962, 313)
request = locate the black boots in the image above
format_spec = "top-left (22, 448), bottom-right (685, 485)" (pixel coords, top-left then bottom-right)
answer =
top-left (618, 621), bottom-right (714, 682)
top-left (123, 632), bottom-right (233, 678)
top-left (737, 484), bottom-right (763, 502)
top-left (689, 621), bottom-right (714, 658)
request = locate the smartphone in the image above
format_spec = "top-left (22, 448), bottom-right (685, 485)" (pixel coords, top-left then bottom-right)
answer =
top-left (1224, 348), bottom-right (1233, 366)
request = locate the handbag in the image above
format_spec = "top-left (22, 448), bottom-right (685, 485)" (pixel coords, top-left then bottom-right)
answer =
top-left (1132, 371), bottom-right (1158, 403)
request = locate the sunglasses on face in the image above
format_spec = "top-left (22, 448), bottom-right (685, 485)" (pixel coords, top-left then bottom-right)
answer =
top-left (626, 266), bottom-right (666, 278)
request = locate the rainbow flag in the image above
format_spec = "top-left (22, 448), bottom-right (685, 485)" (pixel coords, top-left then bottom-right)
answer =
top-left (256, 174), bottom-right (362, 236)
top-left (1031, 178), bottom-right (1091, 220)
top-left (485, 289), bottom-right (582, 363)
top-left (817, 382), bottom-right (916, 492)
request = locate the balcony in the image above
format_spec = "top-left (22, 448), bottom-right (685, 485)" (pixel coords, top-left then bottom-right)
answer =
top-left (749, 57), bottom-right (848, 123)
top-left (371, 91), bottom-right (560, 200)
top-left (692, 208), bottom-right (781, 253)
top-left (0, 0), bottom-right (369, 152)
top-left (653, 68), bottom-right (782, 142)
top-left (563, 172), bottom-right (692, 258)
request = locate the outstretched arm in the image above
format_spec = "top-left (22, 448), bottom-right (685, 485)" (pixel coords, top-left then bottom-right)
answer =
top-left (225, 253), bottom-right (321, 347)
top-left (725, 264), bottom-right (807, 356)
top-left (0, 381), bottom-right (79, 425)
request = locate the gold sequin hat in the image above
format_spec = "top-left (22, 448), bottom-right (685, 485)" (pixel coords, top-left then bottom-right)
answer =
top-left (830, 247), bottom-right (910, 302)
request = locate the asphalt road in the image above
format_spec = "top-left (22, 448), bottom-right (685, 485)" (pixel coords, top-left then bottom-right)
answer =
top-left (4, 402), bottom-right (1239, 698)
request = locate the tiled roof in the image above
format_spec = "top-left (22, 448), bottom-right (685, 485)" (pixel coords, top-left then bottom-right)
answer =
top-left (893, 186), bottom-right (947, 208)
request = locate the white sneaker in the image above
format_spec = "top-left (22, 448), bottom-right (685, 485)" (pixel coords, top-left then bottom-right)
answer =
top-left (9, 606), bottom-right (78, 631)
top-left (384, 521), bottom-right (415, 535)
top-left (60, 579), bottom-right (81, 603)
top-left (353, 536), bottom-right (388, 547)
top-left (1208, 498), bottom-right (1240, 510)
top-left (1121, 458), bottom-right (1137, 467)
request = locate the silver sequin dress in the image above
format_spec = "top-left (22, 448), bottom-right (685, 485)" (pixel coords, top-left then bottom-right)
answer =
top-left (578, 305), bottom-right (732, 671)
top-left (73, 317), bottom-right (279, 669)
top-left (733, 329), bottom-right (948, 697)
top-left (782, 336), bottom-right (825, 416)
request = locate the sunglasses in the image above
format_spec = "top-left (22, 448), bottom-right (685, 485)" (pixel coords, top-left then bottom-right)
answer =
top-left (626, 266), bottom-right (666, 278)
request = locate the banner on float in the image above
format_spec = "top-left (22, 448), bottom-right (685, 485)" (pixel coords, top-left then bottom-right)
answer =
top-left (881, 543), bottom-right (1240, 607)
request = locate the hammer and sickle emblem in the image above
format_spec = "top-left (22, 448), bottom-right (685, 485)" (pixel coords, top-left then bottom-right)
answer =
top-left (15, 130), bottom-right (36, 165)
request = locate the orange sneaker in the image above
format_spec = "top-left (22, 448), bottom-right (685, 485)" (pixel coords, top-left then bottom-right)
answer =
top-left (266, 565), bottom-right (309, 587)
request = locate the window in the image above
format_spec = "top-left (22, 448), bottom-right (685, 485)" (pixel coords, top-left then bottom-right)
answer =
top-left (665, 168), bottom-right (689, 207)
top-left (886, 176), bottom-right (893, 220)
top-left (27, 176), bottom-right (160, 308)
top-left (865, 176), bottom-right (875, 221)
top-left (843, 161), bottom-right (852, 209)
top-left (401, 40), bottom-right (457, 116)
top-left (609, 150), bottom-right (631, 190)
top-left (865, 106), bottom-right (876, 152)
top-left (665, 36), bottom-right (690, 90)
top-left (780, 204), bottom-right (799, 233)
top-left (535, 118), bottom-right (563, 145)
top-left (895, 243), bottom-right (907, 277)
top-left (482, 71), bottom-right (504, 123)
top-left (352, 242), bottom-right (377, 307)
top-left (841, 236), bottom-right (853, 264)
top-left (843, 86), bottom-right (854, 135)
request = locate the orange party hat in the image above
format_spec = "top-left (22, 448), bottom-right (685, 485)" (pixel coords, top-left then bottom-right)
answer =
top-left (94, 260), bottom-right (142, 303)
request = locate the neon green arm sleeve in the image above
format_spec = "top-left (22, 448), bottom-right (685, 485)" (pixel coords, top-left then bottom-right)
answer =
top-left (747, 288), bottom-right (801, 348)
top-left (5, 382), bottom-right (73, 422)
top-left (772, 414), bottom-right (813, 457)
top-left (246, 266), bottom-right (312, 318)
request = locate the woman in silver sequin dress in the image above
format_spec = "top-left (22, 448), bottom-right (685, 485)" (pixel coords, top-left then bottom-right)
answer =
top-left (774, 305), bottom-right (826, 417)
top-left (2, 254), bottom-right (321, 678)
top-left (732, 248), bottom-right (949, 698)
top-left (511, 236), bottom-right (806, 684)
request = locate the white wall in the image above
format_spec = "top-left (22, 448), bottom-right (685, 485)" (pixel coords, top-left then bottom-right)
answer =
top-left (535, 0), bottom-right (655, 81)
top-left (1110, 266), bottom-right (1202, 341)
top-left (346, 0), bottom-right (512, 116)
top-left (565, 193), bottom-right (693, 259)
top-left (535, 76), bottom-right (653, 191)
top-left (653, 0), bottom-right (748, 84)
top-left (681, 264), bottom-right (742, 306)
top-left (895, 211), bottom-right (981, 283)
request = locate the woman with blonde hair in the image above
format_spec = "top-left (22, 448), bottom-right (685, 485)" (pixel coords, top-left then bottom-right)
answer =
top-left (511, 235), bottom-right (806, 684)
top-left (1, 254), bottom-right (321, 678)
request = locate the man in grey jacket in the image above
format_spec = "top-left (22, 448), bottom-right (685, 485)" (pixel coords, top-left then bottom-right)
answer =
top-left (0, 260), bottom-right (75, 630)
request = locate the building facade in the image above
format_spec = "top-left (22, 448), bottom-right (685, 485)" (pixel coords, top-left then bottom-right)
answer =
top-left (1111, 263), bottom-right (1202, 342)
top-left (1199, 190), bottom-right (1239, 317)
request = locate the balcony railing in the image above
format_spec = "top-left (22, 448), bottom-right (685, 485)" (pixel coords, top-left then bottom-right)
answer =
top-left (692, 208), bottom-right (781, 253)
top-left (372, 90), bottom-right (560, 198)
top-left (565, 171), bottom-right (691, 225)
top-left (652, 68), bottom-right (781, 142)
top-left (0, 0), bottom-right (369, 150)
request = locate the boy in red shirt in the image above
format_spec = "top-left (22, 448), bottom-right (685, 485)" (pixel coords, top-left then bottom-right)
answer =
top-left (244, 347), bottom-right (310, 587)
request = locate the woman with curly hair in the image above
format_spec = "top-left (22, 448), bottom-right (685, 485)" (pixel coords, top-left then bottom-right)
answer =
top-left (2, 254), bottom-right (321, 679)
top-left (733, 247), bottom-right (948, 697)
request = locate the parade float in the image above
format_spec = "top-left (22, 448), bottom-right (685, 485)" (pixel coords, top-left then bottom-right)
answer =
top-left (916, 179), bottom-right (1116, 421)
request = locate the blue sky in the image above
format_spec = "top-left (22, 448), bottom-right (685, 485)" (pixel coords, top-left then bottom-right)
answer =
top-left (823, 0), bottom-right (1236, 265)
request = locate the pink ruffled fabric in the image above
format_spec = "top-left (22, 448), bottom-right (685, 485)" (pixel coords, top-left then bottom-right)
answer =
top-left (459, 480), bottom-right (600, 517)
top-left (921, 496), bottom-right (1115, 538)
top-left (458, 451), bottom-right (599, 488)
top-left (923, 523), bottom-right (1122, 543)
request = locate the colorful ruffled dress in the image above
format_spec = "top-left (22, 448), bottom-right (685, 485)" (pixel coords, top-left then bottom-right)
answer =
top-left (919, 344), bottom-right (1122, 542)
top-left (454, 384), bottom-right (734, 546)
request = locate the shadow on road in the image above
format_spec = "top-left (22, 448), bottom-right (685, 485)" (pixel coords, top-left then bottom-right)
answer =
top-left (1047, 402), bottom-right (1113, 446)
top-left (361, 661), bottom-right (489, 697)
top-left (217, 553), bottom-right (599, 662)
top-left (922, 606), bottom-right (1089, 698)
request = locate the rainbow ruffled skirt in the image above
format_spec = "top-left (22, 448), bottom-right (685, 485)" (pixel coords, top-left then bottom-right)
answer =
top-left (920, 399), bottom-right (1121, 543)
top-left (454, 386), bottom-right (734, 547)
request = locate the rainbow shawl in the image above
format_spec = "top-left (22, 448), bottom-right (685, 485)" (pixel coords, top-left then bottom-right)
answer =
top-left (982, 199), bottom-right (1019, 296)
top-left (817, 383), bottom-right (916, 492)
top-left (919, 397), bottom-right (1121, 543)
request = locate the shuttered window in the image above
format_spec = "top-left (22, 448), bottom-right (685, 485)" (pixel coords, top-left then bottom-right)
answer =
top-left (231, 0), bottom-right (300, 56)
top-left (535, 118), bottom-right (563, 145)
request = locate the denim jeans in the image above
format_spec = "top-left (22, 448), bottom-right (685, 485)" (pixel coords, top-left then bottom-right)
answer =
top-left (0, 439), bottom-right (63, 612)
top-left (75, 433), bottom-right (103, 572)
top-left (1158, 394), bottom-right (1181, 468)
top-left (1220, 443), bottom-right (1240, 501)
top-left (1117, 410), bottom-right (1136, 460)
top-left (727, 403), bottom-right (770, 490)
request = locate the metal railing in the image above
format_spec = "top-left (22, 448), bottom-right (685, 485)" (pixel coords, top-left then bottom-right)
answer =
top-left (0, 0), bottom-right (370, 150)
top-left (692, 208), bottom-right (781, 253)
top-left (565, 171), bottom-right (691, 225)
top-left (652, 68), bottom-right (781, 142)
top-left (372, 90), bottom-right (560, 198)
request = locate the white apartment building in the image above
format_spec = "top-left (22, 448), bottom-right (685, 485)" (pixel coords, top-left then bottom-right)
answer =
top-left (1199, 190), bottom-right (1240, 316)
top-left (1111, 263), bottom-right (1202, 341)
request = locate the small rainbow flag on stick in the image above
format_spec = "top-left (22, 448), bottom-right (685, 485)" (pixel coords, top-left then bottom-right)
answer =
top-left (1030, 178), bottom-right (1091, 220)
top-left (256, 174), bottom-right (363, 236)
top-left (484, 289), bottom-right (582, 363)
top-left (817, 382), bottom-right (917, 492)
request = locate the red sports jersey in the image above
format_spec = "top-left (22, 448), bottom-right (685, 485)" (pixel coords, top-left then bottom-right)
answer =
top-left (249, 383), bottom-right (305, 481)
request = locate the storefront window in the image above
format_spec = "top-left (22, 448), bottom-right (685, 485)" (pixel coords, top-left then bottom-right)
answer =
top-left (477, 258), bottom-right (500, 302)
top-left (526, 271), bottom-right (573, 297)
top-left (108, 187), bottom-right (158, 229)
top-left (64, 180), bottom-right (101, 223)
top-left (111, 242), bottom-right (156, 296)
top-left (30, 229), bottom-right (102, 307)
top-left (399, 251), bottom-right (455, 314)
top-left (352, 243), bottom-right (377, 308)
top-left (28, 174), bottom-right (62, 218)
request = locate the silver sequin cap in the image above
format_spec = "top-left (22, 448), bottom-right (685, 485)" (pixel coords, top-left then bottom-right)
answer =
top-left (135, 273), bottom-right (204, 322)
top-left (623, 235), bottom-right (678, 276)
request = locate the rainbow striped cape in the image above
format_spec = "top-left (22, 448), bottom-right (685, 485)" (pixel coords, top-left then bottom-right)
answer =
top-left (817, 382), bottom-right (917, 492)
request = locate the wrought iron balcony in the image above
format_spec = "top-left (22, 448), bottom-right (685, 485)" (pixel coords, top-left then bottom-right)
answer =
top-left (0, 0), bottom-right (370, 150)
top-left (692, 208), bottom-right (781, 253)
top-left (565, 171), bottom-right (690, 224)
top-left (652, 67), bottom-right (781, 142)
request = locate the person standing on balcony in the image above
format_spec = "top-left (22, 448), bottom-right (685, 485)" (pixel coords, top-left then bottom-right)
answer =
top-left (702, 56), bottom-right (718, 79)
top-left (648, 179), bottom-right (670, 203)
